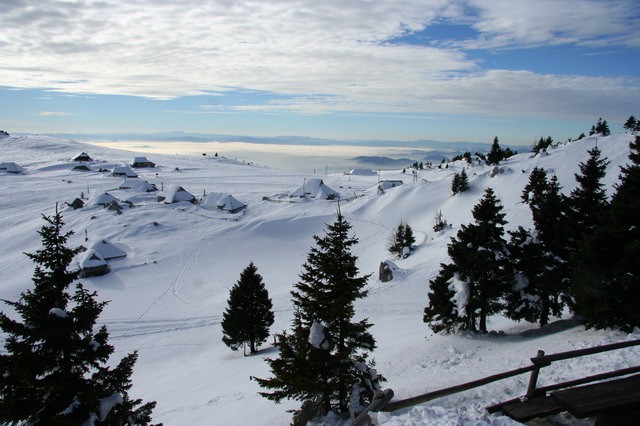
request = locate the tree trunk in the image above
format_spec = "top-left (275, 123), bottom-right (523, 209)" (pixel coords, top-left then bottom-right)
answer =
top-left (540, 297), bottom-right (549, 327)
top-left (479, 311), bottom-right (487, 333)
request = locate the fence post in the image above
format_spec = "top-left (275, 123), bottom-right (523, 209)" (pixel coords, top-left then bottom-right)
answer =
top-left (526, 349), bottom-right (546, 398)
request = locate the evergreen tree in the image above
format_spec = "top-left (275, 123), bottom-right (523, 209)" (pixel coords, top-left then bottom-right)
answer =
top-left (451, 172), bottom-right (461, 194)
top-left (568, 147), bottom-right (610, 236)
top-left (0, 208), bottom-right (155, 425)
top-left (388, 222), bottom-right (416, 258)
top-left (595, 118), bottom-right (610, 136)
top-left (423, 264), bottom-right (457, 333)
top-left (425, 189), bottom-right (511, 333)
top-left (486, 137), bottom-right (504, 165)
top-left (458, 168), bottom-right (469, 193)
top-left (623, 116), bottom-right (637, 132)
top-left (506, 226), bottom-right (562, 326)
top-left (534, 136), bottom-right (553, 154)
top-left (432, 210), bottom-right (448, 232)
top-left (255, 214), bottom-right (383, 421)
top-left (573, 137), bottom-right (640, 331)
top-left (221, 262), bottom-right (274, 355)
top-left (520, 168), bottom-right (572, 316)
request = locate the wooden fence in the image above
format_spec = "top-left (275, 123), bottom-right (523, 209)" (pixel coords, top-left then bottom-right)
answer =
top-left (352, 338), bottom-right (640, 426)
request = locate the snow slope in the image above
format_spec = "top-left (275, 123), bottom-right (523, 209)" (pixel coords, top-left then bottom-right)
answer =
top-left (1, 133), bottom-right (639, 425)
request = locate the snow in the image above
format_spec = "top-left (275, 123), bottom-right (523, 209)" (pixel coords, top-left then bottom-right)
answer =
top-left (1, 132), bottom-right (639, 425)
top-left (448, 273), bottom-right (470, 318)
top-left (49, 308), bottom-right (68, 318)
top-left (290, 178), bottom-right (338, 199)
top-left (79, 249), bottom-right (107, 268)
top-left (309, 322), bottom-right (327, 349)
top-left (89, 239), bottom-right (126, 261)
top-left (90, 192), bottom-right (120, 207)
top-left (98, 393), bottom-right (124, 421)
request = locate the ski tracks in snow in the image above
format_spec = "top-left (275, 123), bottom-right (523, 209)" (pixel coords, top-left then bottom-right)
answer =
top-left (106, 316), bottom-right (220, 340)
top-left (137, 237), bottom-right (210, 321)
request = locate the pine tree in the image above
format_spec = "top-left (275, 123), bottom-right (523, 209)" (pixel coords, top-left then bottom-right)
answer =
top-left (451, 172), bottom-right (461, 194)
top-left (520, 168), bottom-right (572, 317)
top-left (423, 264), bottom-right (457, 333)
top-left (388, 222), bottom-right (416, 259)
top-left (506, 226), bottom-right (562, 326)
top-left (486, 136), bottom-right (504, 165)
top-left (458, 168), bottom-right (469, 192)
top-left (0, 208), bottom-right (155, 425)
top-left (221, 262), bottom-right (274, 355)
top-left (595, 118), bottom-right (610, 136)
top-left (568, 147), bottom-right (610, 236)
top-left (573, 137), bottom-right (640, 331)
top-left (534, 136), bottom-right (553, 154)
top-left (255, 214), bottom-right (383, 421)
top-left (425, 189), bottom-right (511, 333)
top-left (432, 210), bottom-right (448, 232)
top-left (623, 116), bottom-right (637, 132)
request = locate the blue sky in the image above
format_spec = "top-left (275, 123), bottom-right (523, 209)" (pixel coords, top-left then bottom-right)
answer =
top-left (1, 0), bottom-right (639, 146)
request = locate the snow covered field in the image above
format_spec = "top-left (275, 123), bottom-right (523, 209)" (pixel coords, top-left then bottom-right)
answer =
top-left (1, 133), bottom-right (639, 425)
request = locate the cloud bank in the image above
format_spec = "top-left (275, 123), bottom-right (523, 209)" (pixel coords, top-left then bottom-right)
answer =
top-left (1, 0), bottom-right (638, 121)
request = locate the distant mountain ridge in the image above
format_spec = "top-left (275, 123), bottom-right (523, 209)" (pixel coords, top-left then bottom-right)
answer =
top-left (23, 131), bottom-right (520, 152)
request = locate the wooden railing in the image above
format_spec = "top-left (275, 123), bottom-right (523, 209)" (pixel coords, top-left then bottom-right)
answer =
top-left (352, 338), bottom-right (640, 426)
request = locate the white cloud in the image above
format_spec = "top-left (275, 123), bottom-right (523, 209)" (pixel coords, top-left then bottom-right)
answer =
top-left (462, 0), bottom-right (640, 49)
top-left (37, 111), bottom-right (74, 116)
top-left (0, 0), bottom-right (638, 121)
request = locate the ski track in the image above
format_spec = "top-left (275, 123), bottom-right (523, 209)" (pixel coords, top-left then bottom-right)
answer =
top-left (105, 316), bottom-right (220, 340)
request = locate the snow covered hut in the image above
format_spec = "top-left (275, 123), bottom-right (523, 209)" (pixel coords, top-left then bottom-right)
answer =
top-left (131, 156), bottom-right (155, 168)
top-left (111, 165), bottom-right (138, 178)
top-left (91, 192), bottom-right (120, 207)
top-left (0, 162), bottom-right (24, 174)
top-left (71, 164), bottom-right (91, 172)
top-left (72, 151), bottom-right (92, 162)
top-left (216, 194), bottom-right (246, 213)
top-left (377, 180), bottom-right (404, 191)
top-left (158, 186), bottom-right (196, 204)
top-left (66, 198), bottom-right (85, 210)
top-left (290, 178), bottom-right (339, 200)
top-left (347, 168), bottom-right (377, 176)
top-left (90, 239), bottom-right (127, 261)
top-left (118, 179), bottom-right (157, 192)
top-left (79, 249), bottom-right (110, 277)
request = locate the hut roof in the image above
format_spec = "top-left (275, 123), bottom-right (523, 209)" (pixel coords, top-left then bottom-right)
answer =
top-left (0, 162), bottom-right (24, 173)
top-left (91, 192), bottom-right (119, 206)
top-left (89, 239), bottom-right (127, 261)
top-left (111, 165), bottom-right (138, 178)
top-left (161, 186), bottom-right (196, 204)
top-left (72, 151), bottom-right (92, 161)
top-left (290, 178), bottom-right (338, 200)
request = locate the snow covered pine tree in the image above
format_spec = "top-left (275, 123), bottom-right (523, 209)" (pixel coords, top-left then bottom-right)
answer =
top-left (255, 213), bottom-right (383, 424)
top-left (0, 208), bottom-right (155, 425)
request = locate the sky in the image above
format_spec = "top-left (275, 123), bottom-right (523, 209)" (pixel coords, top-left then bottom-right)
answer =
top-left (1, 0), bottom-right (639, 146)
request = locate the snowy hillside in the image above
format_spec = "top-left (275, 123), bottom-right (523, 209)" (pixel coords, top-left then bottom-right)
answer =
top-left (1, 133), bottom-right (639, 425)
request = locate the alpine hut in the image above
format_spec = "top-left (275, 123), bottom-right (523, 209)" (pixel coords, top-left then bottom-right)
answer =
top-left (111, 165), bottom-right (138, 178)
top-left (131, 156), bottom-right (155, 168)
top-left (290, 178), bottom-right (338, 200)
top-left (90, 239), bottom-right (127, 261)
top-left (158, 186), bottom-right (196, 204)
top-left (0, 162), bottom-right (24, 174)
top-left (72, 152), bottom-right (92, 162)
top-left (79, 249), bottom-right (110, 277)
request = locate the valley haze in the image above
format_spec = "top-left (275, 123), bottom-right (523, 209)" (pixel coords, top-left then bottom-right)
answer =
top-left (35, 131), bottom-right (522, 174)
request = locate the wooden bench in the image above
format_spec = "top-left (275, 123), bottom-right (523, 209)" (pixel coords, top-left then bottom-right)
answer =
top-left (498, 374), bottom-right (640, 423)
top-left (551, 373), bottom-right (640, 418)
